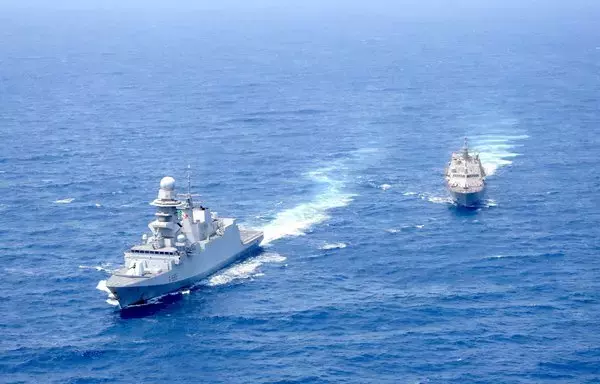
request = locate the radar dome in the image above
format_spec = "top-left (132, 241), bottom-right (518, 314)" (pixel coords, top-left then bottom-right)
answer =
top-left (160, 176), bottom-right (175, 191)
top-left (177, 234), bottom-right (186, 243)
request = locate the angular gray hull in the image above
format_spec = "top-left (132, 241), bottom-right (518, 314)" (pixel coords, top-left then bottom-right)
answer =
top-left (108, 239), bottom-right (262, 308)
top-left (110, 277), bottom-right (195, 309)
top-left (450, 189), bottom-right (485, 207)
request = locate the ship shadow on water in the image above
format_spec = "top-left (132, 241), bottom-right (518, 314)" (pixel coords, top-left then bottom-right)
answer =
top-left (449, 204), bottom-right (481, 217)
top-left (119, 293), bottom-right (187, 319)
top-left (448, 199), bottom-right (496, 216)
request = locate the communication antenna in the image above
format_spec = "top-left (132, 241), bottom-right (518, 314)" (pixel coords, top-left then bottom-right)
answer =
top-left (178, 164), bottom-right (200, 206)
top-left (187, 164), bottom-right (191, 196)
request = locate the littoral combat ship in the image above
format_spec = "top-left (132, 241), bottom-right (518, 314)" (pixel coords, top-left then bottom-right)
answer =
top-left (106, 176), bottom-right (263, 308)
top-left (445, 138), bottom-right (486, 207)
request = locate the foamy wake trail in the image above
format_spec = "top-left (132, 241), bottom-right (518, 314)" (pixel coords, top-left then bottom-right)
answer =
top-left (260, 168), bottom-right (355, 244)
top-left (79, 263), bottom-right (113, 273)
top-left (320, 242), bottom-right (347, 250)
top-left (471, 134), bottom-right (528, 176)
top-left (207, 252), bottom-right (286, 287)
top-left (54, 198), bottom-right (74, 204)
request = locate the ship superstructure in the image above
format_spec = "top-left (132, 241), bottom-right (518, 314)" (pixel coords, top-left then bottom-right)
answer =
top-left (105, 176), bottom-right (263, 308)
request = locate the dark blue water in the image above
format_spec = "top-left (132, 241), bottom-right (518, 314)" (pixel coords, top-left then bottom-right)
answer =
top-left (2, 1), bottom-right (600, 383)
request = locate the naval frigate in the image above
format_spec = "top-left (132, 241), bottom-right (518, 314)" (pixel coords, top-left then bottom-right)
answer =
top-left (445, 138), bottom-right (486, 207)
top-left (106, 176), bottom-right (263, 308)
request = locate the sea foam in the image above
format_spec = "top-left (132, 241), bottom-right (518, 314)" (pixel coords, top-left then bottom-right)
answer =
top-left (96, 280), bottom-right (111, 294)
top-left (471, 134), bottom-right (528, 176)
top-left (319, 242), bottom-right (347, 250)
top-left (54, 198), bottom-right (75, 204)
top-left (261, 168), bottom-right (355, 244)
top-left (207, 252), bottom-right (286, 287)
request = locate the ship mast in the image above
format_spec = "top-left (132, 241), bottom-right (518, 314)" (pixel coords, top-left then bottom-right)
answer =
top-left (180, 164), bottom-right (199, 208)
top-left (187, 164), bottom-right (191, 195)
top-left (462, 137), bottom-right (469, 158)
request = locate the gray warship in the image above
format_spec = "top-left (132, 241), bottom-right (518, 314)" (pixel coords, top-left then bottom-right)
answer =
top-left (106, 176), bottom-right (263, 308)
top-left (445, 138), bottom-right (486, 207)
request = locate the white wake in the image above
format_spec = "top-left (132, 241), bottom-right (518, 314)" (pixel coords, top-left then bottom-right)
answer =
top-left (471, 134), bottom-right (528, 176)
top-left (260, 168), bottom-right (355, 244)
top-left (206, 252), bottom-right (286, 287)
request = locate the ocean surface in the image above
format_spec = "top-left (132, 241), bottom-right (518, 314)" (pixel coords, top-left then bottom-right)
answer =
top-left (1, 1), bottom-right (600, 383)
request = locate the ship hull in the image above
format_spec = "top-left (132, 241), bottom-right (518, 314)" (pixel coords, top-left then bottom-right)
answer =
top-left (449, 189), bottom-right (485, 207)
top-left (107, 234), bottom-right (263, 308)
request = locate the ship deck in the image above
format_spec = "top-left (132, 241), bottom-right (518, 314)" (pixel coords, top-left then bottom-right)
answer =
top-left (240, 229), bottom-right (263, 245)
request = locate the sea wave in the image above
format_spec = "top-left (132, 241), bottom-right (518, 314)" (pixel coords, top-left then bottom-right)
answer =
top-left (385, 225), bottom-right (424, 233)
top-left (96, 280), bottom-right (111, 294)
top-left (419, 193), bottom-right (454, 205)
top-left (79, 263), bottom-right (113, 273)
top-left (207, 252), bottom-right (286, 287)
top-left (319, 242), bottom-right (347, 250)
top-left (54, 198), bottom-right (75, 204)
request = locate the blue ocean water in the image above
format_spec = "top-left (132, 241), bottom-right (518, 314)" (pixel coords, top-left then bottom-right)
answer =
top-left (1, 1), bottom-right (600, 383)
